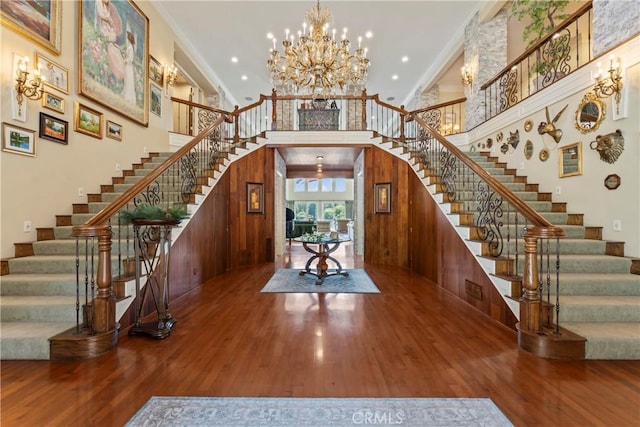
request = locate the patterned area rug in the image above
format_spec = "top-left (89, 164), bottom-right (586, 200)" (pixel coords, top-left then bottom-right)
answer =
top-left (125, 397), bottom-right (513, 426)
top-left (261, 269), bottom-right (380, 294)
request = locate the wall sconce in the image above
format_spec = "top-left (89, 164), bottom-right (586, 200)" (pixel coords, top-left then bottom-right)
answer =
top-left (461, 65), bottom-right (473, 87)
top-left (166, 65), bottom-right (178, 87)
top-left (593, 55), bottom-right (623, 114)
top-left (15, 57), bottom-right (45, 115)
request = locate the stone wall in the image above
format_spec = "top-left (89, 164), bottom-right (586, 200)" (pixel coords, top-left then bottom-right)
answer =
top-left (593, 0), bottom-right (640, 57)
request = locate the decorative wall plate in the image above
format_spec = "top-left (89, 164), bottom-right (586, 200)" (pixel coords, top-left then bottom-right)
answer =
top-left (496, 131), bottom-right (503, 143)
top-left (539, 148), bottom-right (549, 162)
top-left (524, 119), bottom-right (533, 132)
top-left (486, 138), bottom-right (493, 148)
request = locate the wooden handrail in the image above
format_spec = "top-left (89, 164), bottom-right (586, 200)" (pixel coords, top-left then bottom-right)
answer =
top-left (410, 114), bottom-right (564, 234)
top-left (409, 97), bottom-right (466, 116)
top-left (75, 115), bottom-right (227, 230)
top-left (481, 2), bottom-right (593, 90)
top-left (170, 97), bottom-right (230, 118)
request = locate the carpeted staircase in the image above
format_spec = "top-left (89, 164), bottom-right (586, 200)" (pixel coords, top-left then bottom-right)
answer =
top-left (421, 149), bottom-right (640, 359)
top-left (0, 153), bottom-right (176, 360)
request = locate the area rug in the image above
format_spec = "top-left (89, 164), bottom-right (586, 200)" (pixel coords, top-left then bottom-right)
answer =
top-left (261, 269), bottom-right (380, 294)
top-left (125, 397), bottom-right (513, 426)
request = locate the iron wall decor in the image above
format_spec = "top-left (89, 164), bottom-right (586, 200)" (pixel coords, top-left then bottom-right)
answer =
top-left (590, 129), bottom-right (624, 164)
top-left (79, 0), bottom-right (149, 126)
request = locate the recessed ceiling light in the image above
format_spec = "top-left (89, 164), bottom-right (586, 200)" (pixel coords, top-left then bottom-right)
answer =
top-left (365, 31), bottom-right (373, 38)
top-left (231, 57), bottom-right (238, 63)
top-left (241, 75), bottom-right (248, 80)
top-left (386, 97), bottom-right (395, 101)
top-left (245, 97), bottom-right (253, 101)
top-left (267, 32), bottom-right (274, 39)
top-left (401, 56), bottom-right (409, 63)
top-left (392, 74), bottom-right (398, 80)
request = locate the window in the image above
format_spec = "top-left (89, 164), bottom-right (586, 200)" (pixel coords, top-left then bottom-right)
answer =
top-left (334, 178), bottom-right (346, 192)
top-left (321, 178), bottom-right (332, 192)
top-left (294, 178), bottom-right (306, 192)
top-left (307, 179), bottom-right (319, 192)
top-left (294, 202), bottom-right (318, 220)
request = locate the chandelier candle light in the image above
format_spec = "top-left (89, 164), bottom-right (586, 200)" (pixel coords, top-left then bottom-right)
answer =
top-left (267, 0), bottom-right (370, 96)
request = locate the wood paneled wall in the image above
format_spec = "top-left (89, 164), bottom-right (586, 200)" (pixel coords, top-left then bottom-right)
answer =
top-left (363, 147), bottom-right (411, 267)
top-left (228, 146), bottom-right (275, 269)
top-left (408, 170), bottom-right (517, 329)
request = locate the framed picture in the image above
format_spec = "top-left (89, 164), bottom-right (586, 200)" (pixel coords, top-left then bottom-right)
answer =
top-left (149, 55), bottom-right (164, 86)
top-left (247, 182), bottom-right (264, 214)
top-left (150, 82), bottom-right (162, 117)
top-left (74, 102), bottom-right (103, 139)
top-left (78, 0), bottom-right (149, 126)
top-left (1, 0), bottom-right (61, 55)
top-left (106, 120), bottom-right (123, 141)
top-left (2, 122), bottom-right (36, 157)
top-left (42, 92), bottom-right (65, 114)
top-left (39, 112), bottom-right (68, 144)
top-left (374, 182), bottom-right (391, 214)
top-left (35, 53), bottom-right (69, 94)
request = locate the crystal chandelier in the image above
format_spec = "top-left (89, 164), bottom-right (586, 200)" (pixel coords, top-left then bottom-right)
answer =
top-left (267, 0), bottom-right (370, 97)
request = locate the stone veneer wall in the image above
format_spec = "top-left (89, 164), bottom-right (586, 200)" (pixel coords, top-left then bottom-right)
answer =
top-left (276, 100), bottom-right (294, 130)
top-left (346, 99), bottom-right (364, 130)
top-left (464, 8), bottom-right (508, 129)
top-left (420, 86), bottom-right (440, 109)
top-left (593, 0), bottom-right (640, 57)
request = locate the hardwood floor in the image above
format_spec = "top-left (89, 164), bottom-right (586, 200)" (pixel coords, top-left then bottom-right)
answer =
top-left (2, 241), bottom-right (639, 426)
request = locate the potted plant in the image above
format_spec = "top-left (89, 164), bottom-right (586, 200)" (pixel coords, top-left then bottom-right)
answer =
top-left (118, 203), bottom-right (189, 226)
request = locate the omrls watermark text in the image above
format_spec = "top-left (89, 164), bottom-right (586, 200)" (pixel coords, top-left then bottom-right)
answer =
top-left (352, 410), bottom-right (405, 425)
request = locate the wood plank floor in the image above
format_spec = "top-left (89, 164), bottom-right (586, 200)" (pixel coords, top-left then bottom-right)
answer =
top-left (2, 241), bottom-right (639, 426)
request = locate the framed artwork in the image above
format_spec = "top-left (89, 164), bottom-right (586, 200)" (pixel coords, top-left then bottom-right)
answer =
top-left (39, 112), bottom-right (68, 144)
top-left (1, 0), bottom-right (62, 55)
top-left (374, 182), bottom-right (391, 214)
top-left (78, 0), bottom-right (149, 126)
top-left (35, 53), bottom-right (69, 94)
top-left (42, 92), bottom-right (65, 114)
top-left (150, 82), bottom-right (162, 117)
top-left (247, 182), bottom-right (264, 214)
top-left (149, 55), bottom-right (164, 86)
top-left (106, 120), bottom-right (123, 141)
top-left (2, 122), bottom-right (36, 157)
top-left (74, 102), bottom-right (103, 139)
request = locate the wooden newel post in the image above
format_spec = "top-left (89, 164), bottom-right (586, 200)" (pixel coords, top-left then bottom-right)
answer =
top-left (93, 227), bottom-right (115, 333)
top-left (233, 105), bottom-right (240, 142)
top-left (400, 105), bottom-right (406, 143)
top-left (519, 229), bottom-right (541, 333)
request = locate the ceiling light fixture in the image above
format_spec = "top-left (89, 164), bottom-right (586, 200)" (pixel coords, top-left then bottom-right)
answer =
top-left (267, 0), bottom-right (370, 97)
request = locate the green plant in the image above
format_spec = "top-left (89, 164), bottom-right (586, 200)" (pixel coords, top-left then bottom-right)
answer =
top-left (118, 203), bottom-right (189, 224)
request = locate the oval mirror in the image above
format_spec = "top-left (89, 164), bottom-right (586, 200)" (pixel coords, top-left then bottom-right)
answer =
top-left (575, 93), bottom-right (605, 134)
top-left (524, 140), bottom-right (534, 159)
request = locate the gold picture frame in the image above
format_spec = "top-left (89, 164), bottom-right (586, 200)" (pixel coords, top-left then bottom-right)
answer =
top-left (558, 142), bottom-right (582, 178)
top-left (1, 1), bottom-right (62, 55)
top-left (78, 0), bottom-right (149, 126)
top-left (375, 182), bottom-right (391, 214)
top-left (35, 52), bottom-right (69, 94)
top-left (149, 55), bottom-right (164, 86)
top-left (74, 102), bottom-right (103, 139)
top-left (2, 122), bottom-right (36, 157)
top-left (106, 120), bottom-right (123, 141)
top-left (247, 182), bottom-right (264, 214)
top-left (42, 92), bottom-right (65, 114)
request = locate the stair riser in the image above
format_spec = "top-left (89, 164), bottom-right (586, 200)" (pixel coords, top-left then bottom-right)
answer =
top-left (32, 241), bottom-right (135, 256)
top-left (7, 258), bottom-right (124, 274)
top-left (0, 339), bottom-right (50, 360)
top-left (1, 280), bottom-right (89, 297)
top-left (559, 305), bottom-right (640, 323)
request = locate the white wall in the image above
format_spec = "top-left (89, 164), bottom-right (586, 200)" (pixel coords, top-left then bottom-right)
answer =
top-left (468, 37), bottom-right (640, 257)
top-left (285, 179), bottom-right (354, 201)
top-left (1, 2), bottom-right (180, 258)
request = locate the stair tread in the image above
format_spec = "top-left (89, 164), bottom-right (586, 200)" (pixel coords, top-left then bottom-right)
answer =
top-left (1, 321), bottom-right (77, 338)
top-left (1, 295), bottom-right (78, 305)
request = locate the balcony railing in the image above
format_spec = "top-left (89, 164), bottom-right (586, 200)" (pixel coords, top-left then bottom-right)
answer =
top-left (482, 2), bottom-right (593, 121)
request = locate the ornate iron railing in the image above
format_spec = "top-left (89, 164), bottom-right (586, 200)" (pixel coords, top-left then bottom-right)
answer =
top-left (481, 2), bottom-right (593, 120)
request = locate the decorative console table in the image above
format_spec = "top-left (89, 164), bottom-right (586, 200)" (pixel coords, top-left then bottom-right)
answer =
top-left (298, 109), bottom-right (340, 131)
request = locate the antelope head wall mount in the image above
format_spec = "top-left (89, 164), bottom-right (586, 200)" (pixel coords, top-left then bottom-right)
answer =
top-left (538, 104), bottom-right (568, 143)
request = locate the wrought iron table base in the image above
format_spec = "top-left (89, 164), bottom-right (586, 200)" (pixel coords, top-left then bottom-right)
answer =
top-left (298, 241), bottom-right (349, 285)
